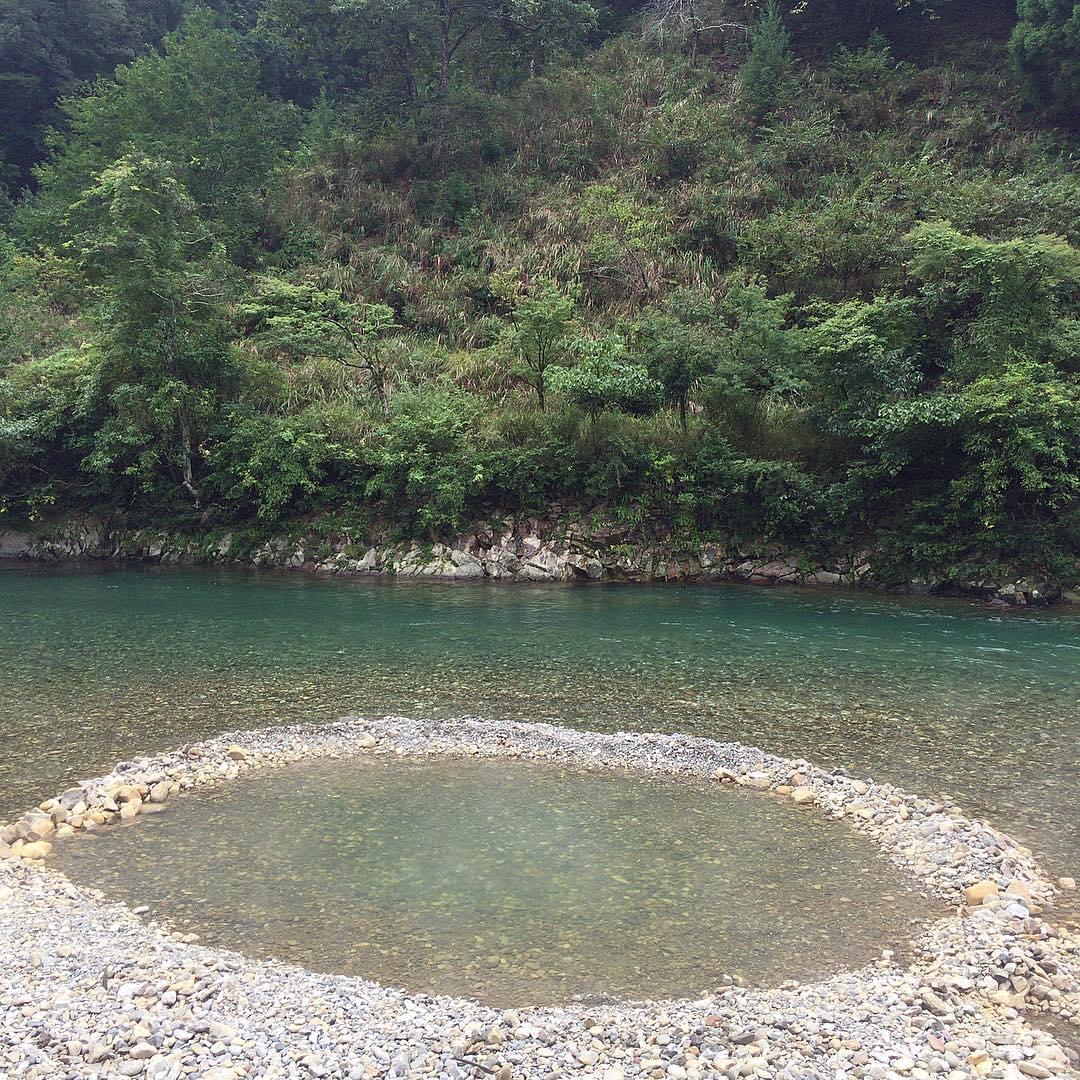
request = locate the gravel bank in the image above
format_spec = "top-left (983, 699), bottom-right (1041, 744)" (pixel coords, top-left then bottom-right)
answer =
top-left (2, 716), bottom-right (1079, 1079)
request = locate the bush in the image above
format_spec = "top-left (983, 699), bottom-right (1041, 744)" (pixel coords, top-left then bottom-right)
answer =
top-left (546, 335), bottom-right (662, 418)
top-left (208, 411), bottom-right (341, 520)
top-left (362, 390), bottom-right (485, 532)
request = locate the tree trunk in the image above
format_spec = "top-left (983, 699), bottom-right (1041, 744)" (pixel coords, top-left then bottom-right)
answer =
top-left (438, 0), bottom-right (452, 98)
top-left (180, 417), bottom-right (201, 508)
top-left (399, 29), bottom-right (423, 142)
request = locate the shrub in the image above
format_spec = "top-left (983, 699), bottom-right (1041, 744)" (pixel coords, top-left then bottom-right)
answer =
top-left (546, 335), bottom-right (662, 418)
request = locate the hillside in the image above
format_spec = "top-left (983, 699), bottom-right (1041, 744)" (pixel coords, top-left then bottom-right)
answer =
top-left (1, 0), bottom-right (1078, 592)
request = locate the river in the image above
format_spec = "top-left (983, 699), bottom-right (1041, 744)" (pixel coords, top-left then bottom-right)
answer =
top-left (2, 563), bottom-right (1077, 881)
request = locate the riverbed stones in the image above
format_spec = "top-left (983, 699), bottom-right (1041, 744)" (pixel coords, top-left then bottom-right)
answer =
top-left (1, 716), bottom-right (1078, 1080)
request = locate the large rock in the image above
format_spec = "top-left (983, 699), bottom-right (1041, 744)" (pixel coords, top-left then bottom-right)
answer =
top-left (485, 547), bottom-right (522, 578)
top-left (519, 549), bottom-right (568, 581)
top-left (19, 840), bottom-right (53, 860)
top-left (442, 548), bottom-right (484, 579)
top-left (963, 880), bottom-right (999, 905)
top-left (565, 553), bottom-right (604, 580)
top-left (0, 530), bottom-right (32, 558)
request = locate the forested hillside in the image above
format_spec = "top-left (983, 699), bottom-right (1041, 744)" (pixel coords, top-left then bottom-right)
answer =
top-left (1, 0), bottom-right (1078, 586)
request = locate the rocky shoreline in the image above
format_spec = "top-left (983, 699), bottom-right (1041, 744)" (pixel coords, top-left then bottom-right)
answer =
top-left (2, 717), bottom-right (1079, 1079)
top-left (2, 516), bottom-right (1078, 607)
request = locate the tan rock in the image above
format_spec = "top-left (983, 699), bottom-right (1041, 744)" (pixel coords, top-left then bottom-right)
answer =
top-left (226, 745), bottom-right (249, 760)
top-left (963, 880), bottom-right (999, 905)
top-left (20, 840), bottom-right (53, 860)
top-left (790, 786), bottom-right (816, 805)
top-left (55, 825), bottom-right (75, 840)
top-left (1059, 876), bottom-right (1076, 890)
top-left (148, 781), bottom-right (170, 804)
top-left (359, 733), bottom-right (377, 749)
top-left (28, 817), bottom-right (55, 839)
top-left (1005, 880), bottom-right (1033, 901)
top-left (119, 799), bottom-right (142, 820)
top-left (741, 775), bottom-right (772, 790)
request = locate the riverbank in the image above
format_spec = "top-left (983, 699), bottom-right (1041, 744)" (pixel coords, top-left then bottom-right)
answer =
top-left (2, 717), bottom-right (1079, 1079)
top-left (2, 515), bottom-right (1078, 606)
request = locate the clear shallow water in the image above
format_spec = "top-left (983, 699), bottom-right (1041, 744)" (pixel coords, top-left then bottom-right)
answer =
top-left (1, 563), bottom-right (1078, 882)
top-left (54, 756), bottom-right (939, 1005)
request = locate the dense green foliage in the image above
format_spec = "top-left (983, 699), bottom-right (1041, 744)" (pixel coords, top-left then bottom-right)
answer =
top-left (1, 0), bottom-right (1078, 584)
top-left (1010, 0), bottom-right (1080, 118)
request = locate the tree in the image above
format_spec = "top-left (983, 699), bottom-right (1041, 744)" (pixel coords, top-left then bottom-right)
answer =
top-left (635, 291), bottom-right (719, 431)
top-left (546, 335), bottom-right (662, 418)
top-left (581, 185), bottom-right (673, 302)
top-left (739, 1), bottom-right (792, 121)
top-left (239, 276), bottom-right (401, 415)
top-left (705, 280), bottom-right (807, 417)
top-left (906, 222), bottom-right (1080, 380)
top-left (498, 279), bottom-right (577, 410)
top-left (267, 0), bottom-right (591, 137)
top-left (66, 155), bottom-right (239, 509)
top-left (1009, 0), bottom-right (1080, 121)
top-left (28, 11), bottom-right (295, 260)
top-left (0, 0), bottom-right (180, 190)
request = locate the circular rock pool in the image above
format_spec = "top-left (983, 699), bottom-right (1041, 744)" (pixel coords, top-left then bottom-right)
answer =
top-left (54, 754), bottom-right (939, 1006)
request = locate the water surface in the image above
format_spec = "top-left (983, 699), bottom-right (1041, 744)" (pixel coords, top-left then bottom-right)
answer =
top-left (55, 756), bottom-right (938, 1005)
top-left (1, 564), bottom-right (1078, 882)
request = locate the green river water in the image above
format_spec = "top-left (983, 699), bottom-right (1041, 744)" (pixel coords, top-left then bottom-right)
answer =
top-left (2, 563), bottom-right (1078, 882)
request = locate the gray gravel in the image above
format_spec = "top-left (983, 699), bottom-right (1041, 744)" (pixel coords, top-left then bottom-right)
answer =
top-left (2, 716), bottom-right (1079, 1079)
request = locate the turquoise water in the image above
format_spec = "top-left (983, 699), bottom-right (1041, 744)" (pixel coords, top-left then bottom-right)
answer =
top-left (2, 563), bottom-right (1078, 879)
top-left (54, 756), bottom-right (938, 1004)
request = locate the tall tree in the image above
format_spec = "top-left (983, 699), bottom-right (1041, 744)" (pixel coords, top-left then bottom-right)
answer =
top-left (66, 155), bottom-right (239, 508)
top-left (28, 10), bottom-right (296, 261)
top-left (739, 1), bottom-right (792, 120)
top-left (262, 0), bottom-right (596, 138)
